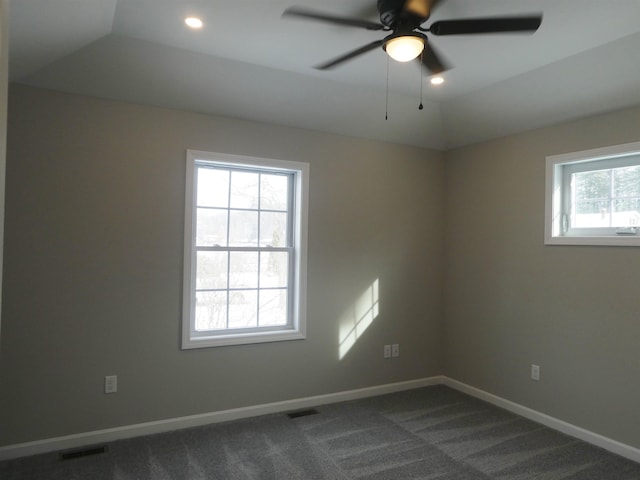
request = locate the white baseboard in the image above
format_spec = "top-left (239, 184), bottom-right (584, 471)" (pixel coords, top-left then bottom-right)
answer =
top-left (2, 375), bottom-right (639, 465)
top-left (442, 377), bottom-right (640, 464)
top-left (0, 376), bottom-right (442, 461)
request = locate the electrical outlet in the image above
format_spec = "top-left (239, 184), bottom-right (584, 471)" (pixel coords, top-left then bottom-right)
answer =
top-left (531, 364), bottom-right (540, 381)
top-left (383, 345), bottom-right (391, 358)
top-left (105, 375), bottom-right (118, 394)
top-left (391, 344), bottom-right (400, 358)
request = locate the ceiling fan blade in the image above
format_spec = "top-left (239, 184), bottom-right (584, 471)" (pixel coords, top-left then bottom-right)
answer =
top-left (417, 41), bottom-right (450, 75)
top-left (429, 15), bottom-right (542, 35)
top-left (315, 40), bottom-right (386, 70)
top-left (352, 4), bottom-right (380, 20)
top-left (403, 0), bottom-right (443, 19)
top-left (283, 6), bottom-right (385, 31)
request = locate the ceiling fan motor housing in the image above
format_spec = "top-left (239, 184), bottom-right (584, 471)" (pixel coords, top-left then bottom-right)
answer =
top-left (378, 0), bottom-right (428, 32)
top-left (377, 0), bottom-right (410, 26)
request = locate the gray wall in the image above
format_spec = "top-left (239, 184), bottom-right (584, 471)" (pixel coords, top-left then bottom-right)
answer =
top-left (444, 105), bottom-right (640, 449)
top-left (0, 85), bottom-right (445, 445)
top-left (3, 83), bottom-right (640, 452)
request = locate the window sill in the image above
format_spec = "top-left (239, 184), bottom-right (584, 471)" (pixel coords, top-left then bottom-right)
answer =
top-left (545, 235), bottom-right (640, 247)
top-left (182, 329), bottom-right (306, 349)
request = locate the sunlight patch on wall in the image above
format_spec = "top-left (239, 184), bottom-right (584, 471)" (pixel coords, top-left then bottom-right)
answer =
top-left (339, 279), bottom-right (380, 359)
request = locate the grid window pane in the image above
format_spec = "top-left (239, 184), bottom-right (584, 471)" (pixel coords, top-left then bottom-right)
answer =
top-left (186, 154), bottom-right (307, 346)
top-left (572, 166), bottom-right (640, 228)
top-left (197, 168), bottom-right (229, 208)
top-left (230, 171), bottom-right (259, 209)
top-left (228, 290), bottom-right (258, 329)
top-left (613, 199), bottom-right (640, 226)
top-left (195, 291), bottom-right (227, 331)
top-left (229, 210), bottom-right (259, 246)
top-left (574, 170), bottom-right (610, 201)
top-left (613, 165), bottom-right (640, 198)
top-left (574, 200), bottom-right (610, 228)
top-left (573, 170), bottom-right (612, 228)
top-left (260, 211), bottom-right (288, 247)
top-left (575, 199), bottom-right (609, 216)
top-left (196, 251), bottom-right (228, 290)
top-left (260, 252), bottom-right (288, 288)
top-left (259, 289), bottom-right (288, 327)
top-left (196, 209), bottom-right (228, 246)
top-left (261, 174), bottom-right (289, 211)
top-left (229, 252), bottom-right (259, 289)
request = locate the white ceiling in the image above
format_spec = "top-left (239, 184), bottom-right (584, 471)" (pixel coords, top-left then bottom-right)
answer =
top-left (9, 0), bottom-right (640, 150)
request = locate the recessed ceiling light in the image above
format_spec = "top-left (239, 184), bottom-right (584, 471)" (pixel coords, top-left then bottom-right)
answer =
top-left (185, 17), bottom-right (203, 29)
top-left (430, 76), bottom-right (445, 86)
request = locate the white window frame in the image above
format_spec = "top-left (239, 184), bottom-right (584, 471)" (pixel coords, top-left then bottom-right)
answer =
top-left (545, 141), bottom-right (640, 246)
top-left (182, 150), bottom-right (309, 349)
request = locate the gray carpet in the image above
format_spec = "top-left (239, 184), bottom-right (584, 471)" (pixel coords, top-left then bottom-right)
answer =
top-left (2, 385), bottom-right (640, 479)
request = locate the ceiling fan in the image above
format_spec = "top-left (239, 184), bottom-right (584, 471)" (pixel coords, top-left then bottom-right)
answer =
top-left (283, 0), bottom-right (542, 74)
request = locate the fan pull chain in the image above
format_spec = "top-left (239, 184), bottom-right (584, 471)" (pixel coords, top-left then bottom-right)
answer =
top-left (385, 55), bottom-right (389, 120)
top-left (418, 51), bottom-right (424, 111)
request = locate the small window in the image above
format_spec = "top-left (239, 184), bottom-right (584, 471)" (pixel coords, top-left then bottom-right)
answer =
top-left (182, 151), bottom-right (309, 348)
top-left (545, 141), bottom-right (640, 246)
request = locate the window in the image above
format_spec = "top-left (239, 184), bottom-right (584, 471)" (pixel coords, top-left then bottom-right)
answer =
top-left (182, 151), bottom-right (309, 348)
top-left (545, 141), bottom-right (640, 246)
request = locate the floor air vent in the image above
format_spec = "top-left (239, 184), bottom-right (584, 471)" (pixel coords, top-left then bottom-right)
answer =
top-left (59, 445), bottom-right (107, 461)
top-left (286, 408), bottom-right (319, 419)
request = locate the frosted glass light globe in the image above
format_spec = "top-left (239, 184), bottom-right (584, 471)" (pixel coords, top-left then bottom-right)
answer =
top-left (385, 36), bottom-right (424, 62)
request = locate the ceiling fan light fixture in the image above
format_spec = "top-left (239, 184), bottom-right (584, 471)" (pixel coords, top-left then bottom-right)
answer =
top-left (384, 35), bottom-right (424, 62)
